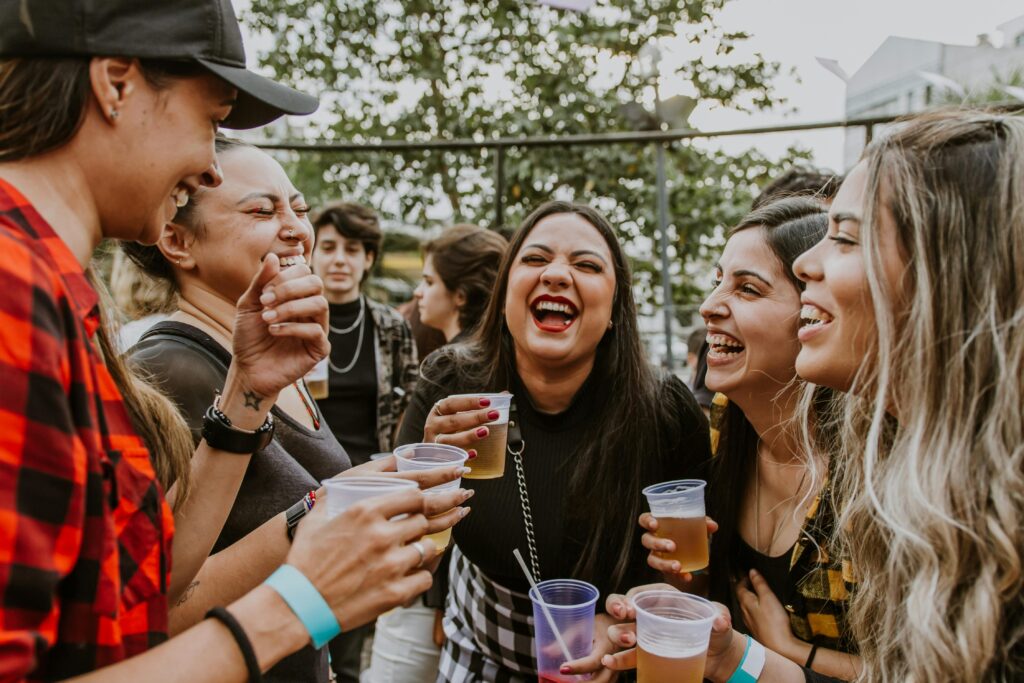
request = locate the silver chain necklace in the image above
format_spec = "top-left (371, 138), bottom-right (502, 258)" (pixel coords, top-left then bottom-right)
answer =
top-left (329, 295), bottom-right (365, 334)
top-left (327, 298), bottom-right (367, 374)
top-left (510, 431), bottom-right (540, 580)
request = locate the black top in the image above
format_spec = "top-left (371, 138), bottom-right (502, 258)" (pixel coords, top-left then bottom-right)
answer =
top-left (129, 321), bottom-right (352, 683)
top-left (398, 355), bottom-right (711, 599)
top-left (319, 298), bottom-right (379, 465)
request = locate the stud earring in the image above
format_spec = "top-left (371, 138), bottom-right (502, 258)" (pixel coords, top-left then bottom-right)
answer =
top-left (607, 319), bottom-right (614, 329)
top-left (110, 109), bottom-right (119, 119)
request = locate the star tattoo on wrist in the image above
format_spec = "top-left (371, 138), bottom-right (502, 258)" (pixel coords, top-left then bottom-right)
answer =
top-left (243, 390), bottom-right (263, 410)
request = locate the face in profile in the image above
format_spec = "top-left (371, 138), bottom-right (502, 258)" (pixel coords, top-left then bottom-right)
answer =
top-left (112, 68), bottom-right (235, 245)
top-left (793, 162), bottom-right (906, 392)
top-left (503, 212), bottom-right (616, 371)
top-left (699, 227), bottom-right (803, 397)
top-left (414, 254), bottom-right (463, 334)
top-left (165, 145), bottom-right (312, 302)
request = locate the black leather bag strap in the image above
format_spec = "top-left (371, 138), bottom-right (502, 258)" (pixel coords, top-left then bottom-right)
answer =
top-left (138, 321), bottom-right (231, 372)
top-left (506, 397), bottom-right (523, 455)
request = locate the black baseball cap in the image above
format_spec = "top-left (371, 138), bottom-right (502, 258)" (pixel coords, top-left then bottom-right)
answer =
top-left (0, 0), bottom-right (318, 129)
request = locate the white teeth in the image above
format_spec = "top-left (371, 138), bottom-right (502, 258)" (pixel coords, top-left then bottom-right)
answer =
top-left (173, 189), bottom-right (189, 208)
top-left (279, 256), bottom-right (302, 268)
top-left (534, 300), bottom-right (576, 315)
top-left (706, 333), bottom-right (743, 349)
top-left (800, 305), bottom-right (834, 325)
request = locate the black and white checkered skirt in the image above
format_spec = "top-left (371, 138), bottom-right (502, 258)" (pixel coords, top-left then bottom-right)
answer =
top-left (436, 545), bottom-right (537, 683)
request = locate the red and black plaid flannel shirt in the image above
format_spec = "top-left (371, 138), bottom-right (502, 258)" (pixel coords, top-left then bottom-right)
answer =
top-left (0, 179), bottom-right (174, 682)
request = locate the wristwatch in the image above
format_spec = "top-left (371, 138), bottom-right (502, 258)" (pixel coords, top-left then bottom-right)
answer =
top-left (201, 400), bottom-right (274, 454)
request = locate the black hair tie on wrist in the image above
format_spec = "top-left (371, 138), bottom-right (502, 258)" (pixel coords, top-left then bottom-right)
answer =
top-left (207, 606), bottom-right (263, 683)
top-left (805, 642), bottom-right (821, 670)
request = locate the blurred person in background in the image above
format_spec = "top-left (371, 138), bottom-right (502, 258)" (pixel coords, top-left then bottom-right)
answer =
top-left (110, 247), bottom-right (173, 349)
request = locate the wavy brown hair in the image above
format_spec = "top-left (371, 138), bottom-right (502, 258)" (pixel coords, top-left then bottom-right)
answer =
top-left (423, 224), bottom-right (508, 333)
top-left (829, 109), bottom-right (1024, 681)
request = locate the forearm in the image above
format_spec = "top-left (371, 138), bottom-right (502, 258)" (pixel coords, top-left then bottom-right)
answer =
top-left (170, 512), bottom-right (290, 635)
top-left (167, 368), bottom-right (277, 601)
top-left (805, 648), bottom-right (861, 681)
top-left (706, 633), bottom-right (807, 683)
top-left (67, 585), bottom-right (306, 683)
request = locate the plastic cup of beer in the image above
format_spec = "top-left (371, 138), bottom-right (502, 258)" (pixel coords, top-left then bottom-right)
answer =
top-left (632, 590), bottom-right (717, 683)
top-left (305, 357), bottom-right (329, 400)
top-left (321, 475), bottom-right (418, 519)
top-left (528, 579), bottom-right (599, 682)
top-left (393, 443), bottom-right (469, 553)
top-left (642, 479), bottom-right (709, 573)
top-left (447, 393), bottom-right (513, 480)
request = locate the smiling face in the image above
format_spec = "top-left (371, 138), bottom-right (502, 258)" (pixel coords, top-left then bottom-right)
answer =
top-left (310, 225), bottom-right (375, 304)
top-left (169, 145), bottom-right (312, 302)
top-left (504, 212), bottom-right (616, 370)
top-left (101, 69), bottom-right (236, 245)
top-left (793, 162), bottom-right (906, 392)
top-left (699, 227), bottom-right (803, 398)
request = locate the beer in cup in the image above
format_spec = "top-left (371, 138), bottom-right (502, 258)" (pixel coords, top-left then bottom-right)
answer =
top-left (393, 443), bottom-right (469, 553)
top-left (448, 393), bottom-right (512, 480)
top-left (642, 479), bottom-right (709, 572)
top-left (632, 590), bottom-right (717, 683)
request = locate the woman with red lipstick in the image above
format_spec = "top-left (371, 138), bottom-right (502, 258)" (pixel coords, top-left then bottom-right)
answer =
top-left (602, 110), bottom-right (1024, 683)
top-left (398, 200), bottom-right (712, 681)
top-left (639, 197), bottom-right (860, 680)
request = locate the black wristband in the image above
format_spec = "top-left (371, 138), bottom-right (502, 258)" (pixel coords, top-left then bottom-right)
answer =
top-left (202, 402), bottom-right (275, 454)
top-left (206, 606), bottom-right (263, 683)
top-left (805, 642), bottom-right (820, 670)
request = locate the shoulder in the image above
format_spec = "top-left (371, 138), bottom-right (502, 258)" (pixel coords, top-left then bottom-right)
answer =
top-left (0, 226), bottom-right (72, 355)
top-left (128, 329), bottom-right (226, 410)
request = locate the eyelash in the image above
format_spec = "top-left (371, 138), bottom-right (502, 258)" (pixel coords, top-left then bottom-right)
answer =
top-left (710, 278), bottom-right (760, 296)
top-left (829, 235), bottom-right (858, 246)
top-left (520, 254), bottom-right (602, 272)
top-left (251, 206), bottom-right (311, 217)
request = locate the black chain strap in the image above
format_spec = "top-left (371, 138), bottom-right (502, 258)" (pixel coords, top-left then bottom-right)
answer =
top-left (507, 401), bottom-right (539, 579)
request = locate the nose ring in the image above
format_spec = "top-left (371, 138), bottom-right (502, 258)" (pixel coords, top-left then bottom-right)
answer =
top-left (287, 229), bottom-right (295, 239)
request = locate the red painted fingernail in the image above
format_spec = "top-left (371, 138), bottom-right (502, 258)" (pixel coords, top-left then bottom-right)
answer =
top-left (479, 398), bottom-right (491, 406)
top-left (476, 427), bottom-right (488, 438)
top-left (560, 665), bottom-right (571, 674)
top-left (467, 450), bottom-right (478, 459)
top-left (487, 410), bottom-right (499, 420)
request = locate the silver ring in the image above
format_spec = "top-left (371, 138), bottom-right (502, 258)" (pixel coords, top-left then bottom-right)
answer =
top-left (432, 402), bottom-right (445, 417)
top-left (433, 434), bottom-right (443, 444)
top-left (411, 541), bottom-right (427, 568)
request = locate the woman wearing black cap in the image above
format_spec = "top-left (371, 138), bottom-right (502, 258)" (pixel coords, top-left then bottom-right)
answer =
top-left (0, 1), bottom-right (451, 681)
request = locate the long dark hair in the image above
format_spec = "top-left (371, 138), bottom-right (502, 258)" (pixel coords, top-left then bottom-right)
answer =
top-left (706, 197), bottom-right (829, 602)
top-left (420, 200), bottom-right (684, 590)
top-left (423, 224), bottom-right (508, 333)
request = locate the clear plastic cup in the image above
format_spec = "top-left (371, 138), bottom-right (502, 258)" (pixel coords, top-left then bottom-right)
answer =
top-left (394, 443), bottom-right (469, 552)
top-left (447, 393), bottom-right (513, 480)
top-left (642, 479), bottom-right (709, 573)
top-left (528, 579), bottom-right (599, 682)
top-left (321, 475), bottom-right (418, 519)
top-left (632, 591), bottom-right (717, 683)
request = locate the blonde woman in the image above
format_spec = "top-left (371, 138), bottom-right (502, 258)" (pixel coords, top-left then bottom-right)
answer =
top-left (603, 109), bottom-right (1024, 682)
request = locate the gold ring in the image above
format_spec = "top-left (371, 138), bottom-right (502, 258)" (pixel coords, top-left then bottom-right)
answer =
top-left (432, 403), bottom-right (445, 417)
top-left (411, 541), bottom-right (427, 568)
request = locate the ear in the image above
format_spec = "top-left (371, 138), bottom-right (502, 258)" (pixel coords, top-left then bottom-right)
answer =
top-left (88, 57), bottom-right (139, 124)
top-left (365, 249), bottom-right (377, 271)
top-left (158, 222), bottom-right (197, 271)
top-left (453, 287), bottom-right (468, 309)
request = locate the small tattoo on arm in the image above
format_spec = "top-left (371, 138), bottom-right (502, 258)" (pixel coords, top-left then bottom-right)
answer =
top-left (175, 581), bottom-right (199, 606)
top-left (243, 390), bottom-right (263, 410)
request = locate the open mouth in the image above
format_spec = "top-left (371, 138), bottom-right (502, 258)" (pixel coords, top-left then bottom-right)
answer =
top-left (530, 295), bottom-right (579, 333)
top-left (799, 304), bottom-right (834, 331)
top-left (706, 332), bottom-right (745, 360)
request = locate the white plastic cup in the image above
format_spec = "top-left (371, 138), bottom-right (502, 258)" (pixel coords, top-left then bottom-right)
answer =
top-left (642, 479), bottom-right (709, 572)
top-left (632, 590), bottom-right (717, 683)
top-left (394, 443), bottom-right (469, 553)
top-left (321, 475), bottom-right (418, 519)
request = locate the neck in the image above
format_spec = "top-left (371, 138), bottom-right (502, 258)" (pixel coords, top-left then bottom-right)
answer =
top-left (730, 380), bottom-right (804, 465)
top-left (0, 153), bottom-right (101, 268)
top-left (326, 288), bottom-right (361, 305)
top-left (442, 317), bottom-right (462, 343)
top-left (173, 277), bottom-right (238, 349)
top-left (514, 348), bottom-right (595, 414)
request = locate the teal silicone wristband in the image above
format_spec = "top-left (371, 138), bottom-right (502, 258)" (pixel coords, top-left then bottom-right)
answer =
top-left (264, 564), bottom-right (341, 649)
top-left (727, 635), bottom-right (756, 683)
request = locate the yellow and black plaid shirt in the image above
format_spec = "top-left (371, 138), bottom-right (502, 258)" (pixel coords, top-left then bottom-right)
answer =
top-left (710, 393), bottom-right (857, 652)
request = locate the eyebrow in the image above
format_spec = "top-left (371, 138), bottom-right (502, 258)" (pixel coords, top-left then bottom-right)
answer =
top-left (236, 192), bottom-right (306, 206)
top-left (831, 211), bottom-right (862, 224)
top-left (714, 263), bottom-right (772, 287)
top-left (522, 243), bottom-right (609, 264)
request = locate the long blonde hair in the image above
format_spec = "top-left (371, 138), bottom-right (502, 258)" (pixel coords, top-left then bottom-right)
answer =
top-left (832, 109), bottom-right (1024, 681)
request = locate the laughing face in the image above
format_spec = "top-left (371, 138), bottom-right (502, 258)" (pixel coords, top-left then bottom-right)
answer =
top-left (504, 212), bottom-right (616, 372)
top-left (699, 228), bottom-right (803, 398)
top-left (793, 162), bottom-right (906, 392)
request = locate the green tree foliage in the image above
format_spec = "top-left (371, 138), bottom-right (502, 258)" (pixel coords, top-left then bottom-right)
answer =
top-left (243, 0), bottom-right (807, 310)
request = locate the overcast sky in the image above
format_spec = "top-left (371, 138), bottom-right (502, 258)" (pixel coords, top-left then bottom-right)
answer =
top-left (677, 0), bottom-right (1022, 170)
